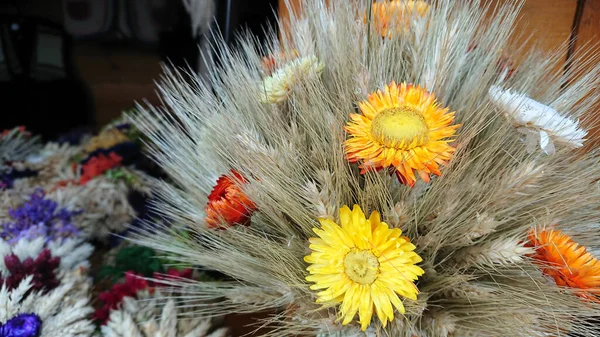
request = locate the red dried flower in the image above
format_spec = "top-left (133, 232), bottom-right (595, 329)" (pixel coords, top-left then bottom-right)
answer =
top-left (50, 179), bottom-right (77, 192)
top-left (0, 249), bottom-right (60, 293)
top-left (1, 126), bottom-right (28, 138)
top-left (205, 170), bottom-right (256, 229)
top-left (78, 152), bottom-right (123, 185)
top-left (151, 268), bottom-right (193, 287)
top-left (93, 271), bottom-right (150, 324)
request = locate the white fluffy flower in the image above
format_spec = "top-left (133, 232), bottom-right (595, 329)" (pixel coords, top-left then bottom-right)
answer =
top-left (102, 289), bottom-right (229, 337)
top-left (488, 85), bottom-right (587, 154)
top-left (0, 127), bottom-right (41, 164)
top-left (260, 55), bottom-right (325, 103)
top-left (25, 142), bottom-right (80, 165)
top-left (47, 176), bottom-right (135, 240)
top-left (0, 276), bottom-right (95, 337)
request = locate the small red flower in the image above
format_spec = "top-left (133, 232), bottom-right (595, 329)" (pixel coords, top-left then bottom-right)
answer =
top-left (93, 271), bottom-right (150, 324)
top-left (1, 126), bottom-right (28, 138)
top-left (205, 170), bottom-right (256, 229)
top-left (78, 152), bottom-right (122, 185)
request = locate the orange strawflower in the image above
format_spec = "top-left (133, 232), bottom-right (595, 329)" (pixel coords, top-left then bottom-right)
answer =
top-left (79, 152), bottom-right (123, 185)
top-left (205, 170), bottom-right (256, 229)
top-left (527, 228), bottom-right (600, 301)
top-left (344, 82), bottom-right (459, 187)
top-left (371, 1), bottom-right (430, 38)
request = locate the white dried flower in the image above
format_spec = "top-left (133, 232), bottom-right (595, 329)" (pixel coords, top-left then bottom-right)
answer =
top-left (488, 85), bottom-right (587, 154)
top-left (102, 289), bottom-right (229, 337)
top-left (47, 176), bottom-right (134, 240)
top-left (260, 55), bottom-right (325, 103)
top-left (15, 142), bottom-right (81, 189)
top-left (25, 142), bottom-right (80, 166)
top-left (0, 127), bottom-right (41, 164)
top-left (0, 276), bottom-right (94, 337)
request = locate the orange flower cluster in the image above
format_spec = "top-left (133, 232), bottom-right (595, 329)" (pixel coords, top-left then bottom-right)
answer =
top-left (79, 152), bottom-right (123, 185)
top-left (205, 170), bottom-right (256, 229)
top-left (527, 228), bottom-right (600, 301)
top-left (371, 1), bottom-right (430, 38)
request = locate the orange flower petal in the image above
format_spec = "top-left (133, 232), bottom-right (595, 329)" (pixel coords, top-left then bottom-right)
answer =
top-left (527, 228), bottom-right (600, 301)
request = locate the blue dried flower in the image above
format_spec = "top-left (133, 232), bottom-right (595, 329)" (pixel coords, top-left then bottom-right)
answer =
top-left (0, 313), bottom-right (41, 337)
top-left (0, 169), bottom-right (38, 190)
top-left (1, 189), bottom-right (81, 244)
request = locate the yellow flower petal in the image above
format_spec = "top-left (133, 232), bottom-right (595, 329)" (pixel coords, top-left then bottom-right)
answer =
top-left (358, 286), bottom-right (373, 331)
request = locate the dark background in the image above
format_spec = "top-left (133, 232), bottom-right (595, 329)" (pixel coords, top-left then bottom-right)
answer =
top-left (0, 0), bottom-right (278, 140)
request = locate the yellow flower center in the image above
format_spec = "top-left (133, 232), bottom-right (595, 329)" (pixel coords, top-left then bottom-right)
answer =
top-left (344, 249), bottom-right (380, 285)
top-left (370, 107), bottom-right (429, 150)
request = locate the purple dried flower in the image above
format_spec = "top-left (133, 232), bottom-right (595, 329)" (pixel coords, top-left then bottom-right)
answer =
top-left (1, 189), bottom-right (81, 244)
top-left (0, 313), bottom-right (42, 337)
top-left (0, 168), bottom-right (37, 190)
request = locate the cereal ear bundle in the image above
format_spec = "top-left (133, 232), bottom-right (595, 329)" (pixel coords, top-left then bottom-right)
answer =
top-left (131, 1), bottom-right (600, 336)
